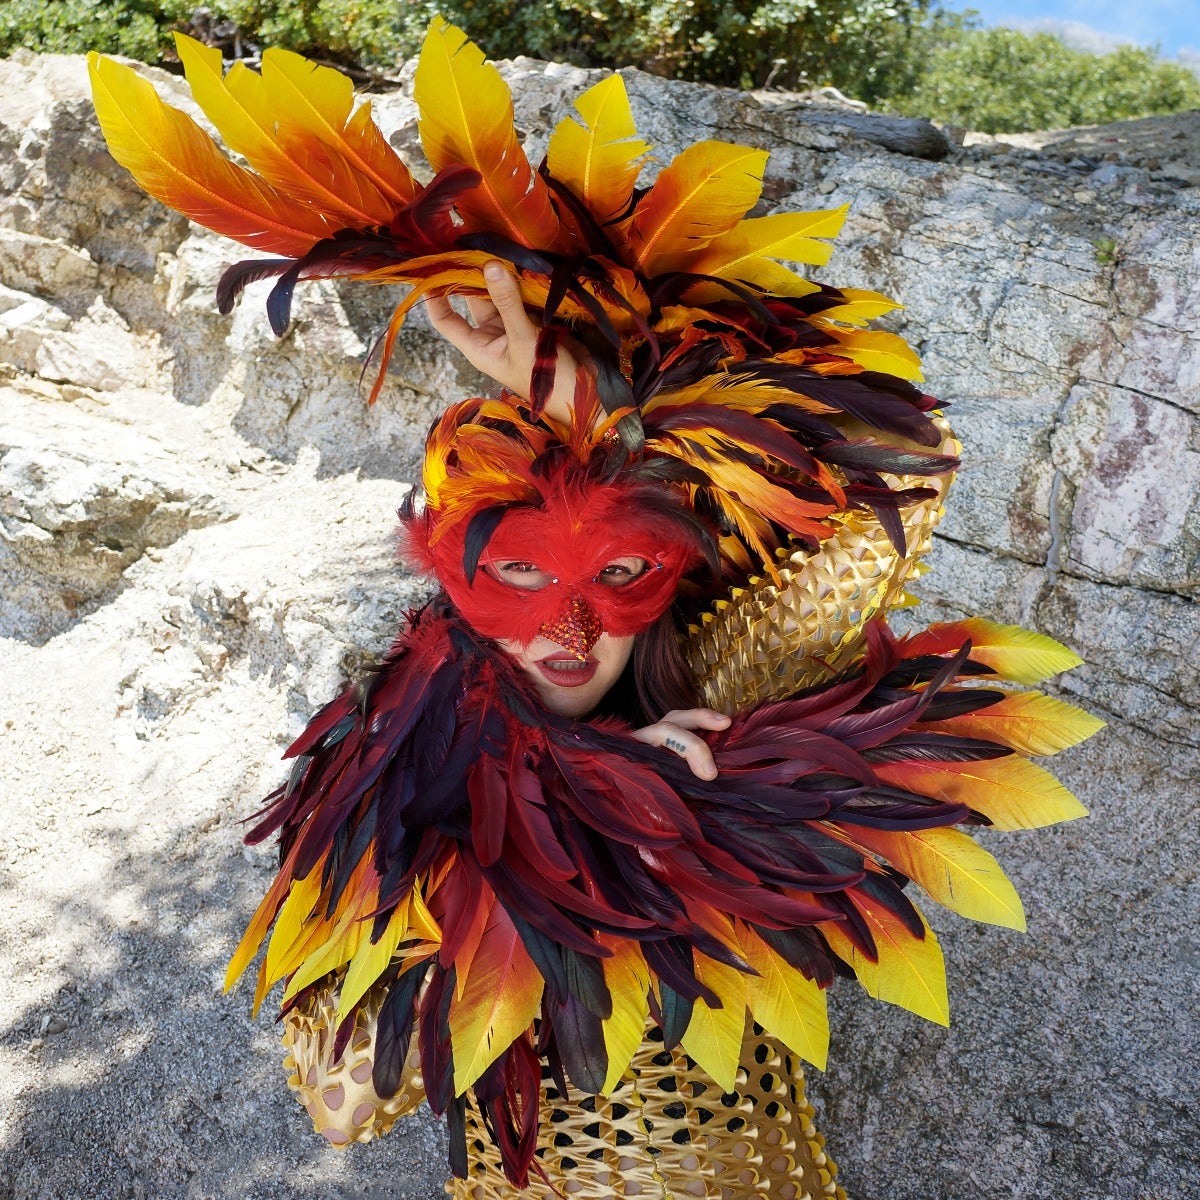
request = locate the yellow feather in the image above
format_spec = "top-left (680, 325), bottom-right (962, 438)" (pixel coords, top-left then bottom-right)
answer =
top-left (964, 620), bottom-right (1085, 684)
top-left (679, 954), bottom-right (747, 1093)
top-left (875, 756), bottom-right (1089, 831)
top-left (813, 325), bottom-right (924, 381)
top-left (599, 938), bottom-right (651, 1093)
top-left (174, 34), bottom-right (394, 229)
top-left (683, 259), bottom-right (823, 304)
top-left (816, 287), bottom-right (900, 325)
top-left (622, 141), bottom-right (769, 273)
top-left (259, 46), bottom-right (416, 209)
top-left (739, 925), bottom-right (829, 1070)
top-left (850, 827), bottom-right (1026, 931)
top-left (259, 866), bottom-right (325, 997)
top-left (414, 17), bottom-right (562, 249)
top-left (689, 206), bottom-right (847, 281)
top-left (225, 867), bottom-right (293, 993)
top-left (449, 908), bottom-right (544, 1093)
top-left (337, 898), bottom-right (413, 1022)
top-left (821, 903), bottom-right (949, 1025)
top-left (547, 74), bottom-right (649, 224)
top-left (923, 690), bottom-right (1106, 757)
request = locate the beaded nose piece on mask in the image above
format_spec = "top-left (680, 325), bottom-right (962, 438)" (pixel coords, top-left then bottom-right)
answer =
top-left (540, 593), bottom-right (603, 659)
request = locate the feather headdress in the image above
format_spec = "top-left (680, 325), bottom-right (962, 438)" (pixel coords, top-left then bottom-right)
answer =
top-left (89, 16), bottom-right (956, 576)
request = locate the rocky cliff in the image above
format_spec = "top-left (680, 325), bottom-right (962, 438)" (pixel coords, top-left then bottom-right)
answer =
top-left (1, 48), bottom-right (1196, 1200)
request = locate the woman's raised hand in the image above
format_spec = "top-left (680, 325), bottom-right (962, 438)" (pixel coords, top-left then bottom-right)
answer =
top-left (632, 708), bottom-right (731, 781)
top-left (425, 260), bottom-right (582, 424)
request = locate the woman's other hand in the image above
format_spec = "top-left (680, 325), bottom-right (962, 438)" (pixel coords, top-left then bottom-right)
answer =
top-left (425, 260), bottom-right (582, 424)
top-left (632, 708), bottom-right (731, 781)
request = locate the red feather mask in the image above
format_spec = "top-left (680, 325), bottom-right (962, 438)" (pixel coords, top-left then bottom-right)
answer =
top-left (402, 396), bottom-right (710, 654)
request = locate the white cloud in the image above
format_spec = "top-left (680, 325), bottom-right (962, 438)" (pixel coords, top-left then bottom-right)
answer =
top-left (1008, 17), bottom-right (1132, 54)
top-left (1004, 16), bottom-right (1200, 76)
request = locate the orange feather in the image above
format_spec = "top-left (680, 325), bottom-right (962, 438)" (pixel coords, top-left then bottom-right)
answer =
top-left (88, 51), bottom-right (333, 257)
top-left (414, 18), bottom-right (565, 250)
top-left (620, 140), bottom-right (768, 274)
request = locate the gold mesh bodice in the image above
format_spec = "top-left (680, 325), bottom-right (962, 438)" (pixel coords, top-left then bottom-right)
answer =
top-left (284, 988), bottom-right (843, 1199)
top-left (451, 1025), bottom-right (842, 1200)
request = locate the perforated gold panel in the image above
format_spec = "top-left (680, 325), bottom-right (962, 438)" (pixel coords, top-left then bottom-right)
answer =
top-left (686, 419), bottom-right (959, 712)
top-left (448, 1026), bottom-right (843, 1200)
top-left (282, 984), bottom-right (425, 1148)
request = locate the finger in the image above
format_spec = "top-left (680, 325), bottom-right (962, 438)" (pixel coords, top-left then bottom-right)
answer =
top-left (424, 296), bottom-right (479, 351)
top-left (464, 294), bottom-right (499, 327)
top-left (664, 733), bottom-right (718, 781)
top-left (661, 708), bottom-right (732, 732)
top-left (652, 728), bottom-right (717, 781)
top-left (483, 261), bottom-right (539, 340)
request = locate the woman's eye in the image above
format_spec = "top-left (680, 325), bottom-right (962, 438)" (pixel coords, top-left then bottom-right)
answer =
top-left (597, 557), bottom-right (650, 587)
top-left (489, 561), bottom-right (556, 591)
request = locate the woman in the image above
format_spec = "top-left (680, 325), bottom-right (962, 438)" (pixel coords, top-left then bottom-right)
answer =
top-left (90, 21), bottom-right (1099, 1198)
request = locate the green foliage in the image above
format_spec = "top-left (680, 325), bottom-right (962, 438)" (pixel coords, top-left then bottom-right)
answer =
top-left (889, 26), bottom-right (1200, 132)
top-left (0, 0), bottom-right (192, 61)
top-left (395, 1), bottom-right (947, 98)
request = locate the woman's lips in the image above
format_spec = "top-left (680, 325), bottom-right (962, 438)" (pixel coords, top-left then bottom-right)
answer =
top-left (534, 654), bottom-right (598, 688)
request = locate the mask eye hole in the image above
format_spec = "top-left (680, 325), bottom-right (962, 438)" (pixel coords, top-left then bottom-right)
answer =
top-left (595, 557), bottom-right (650, 587)
top-left (487, 561), bottom-right (558, 591)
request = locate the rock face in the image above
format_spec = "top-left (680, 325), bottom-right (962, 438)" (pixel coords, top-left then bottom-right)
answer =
top-left (1, 48), bottom-right (1197, 1200)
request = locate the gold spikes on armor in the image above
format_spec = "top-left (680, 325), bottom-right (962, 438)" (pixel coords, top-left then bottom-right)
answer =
top-left (687, 418), bottom-right (959, 711)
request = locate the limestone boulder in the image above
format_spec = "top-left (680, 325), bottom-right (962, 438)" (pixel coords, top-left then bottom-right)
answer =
top-left (1, 48), bottom-right (1197, 1200)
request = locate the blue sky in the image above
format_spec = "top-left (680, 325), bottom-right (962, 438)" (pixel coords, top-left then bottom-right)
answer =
top-left (963, 0), bottom-right (1199, 63)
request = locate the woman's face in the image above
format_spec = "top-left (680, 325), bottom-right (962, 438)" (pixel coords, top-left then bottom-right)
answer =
top-left (489, 554), bottom-right (646, 717)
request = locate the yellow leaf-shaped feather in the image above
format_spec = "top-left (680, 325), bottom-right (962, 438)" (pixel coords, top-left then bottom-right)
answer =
top-left (813, 325), bottom-right (924, 381)
top-left (679, 953), bottom-right (748, 1093)
top-left (849, 827), bottom-right (1026, 930)
top-left (874, 756), bottom-right (1089, 831)
top-left (547, 74), bottom-right (649, 224)
top-left (622, 141), bottom-right (769, 274)
top-left (415, 18), bottom-right (563, 250)
top-left (259, 865), bottom-right (325, 995)
top-left (739, 925), bottom-right (829, 1070)
top-left (904, 619), bottom-right (1084, 685)
top-left (225, 857), bottom-right (300, 993)
top-left (816, 287), bottom-right (900, 326)
top-left (821, 900), bottom-right (949, 1025)
top-left (174, 34), bottom-right (395, 230)
top-left (338, 897), bottom-right (413, 1022)
top-left (599, 937), bottom-right (651, 1093)
top-left (689, 206), bottom-right (848, 282)
top-left (88, 51), bottom-right (333, 257)
top-left (449, 906), bottom-right (544, 1093)
top-left (260, 45), bottom-right (416, 210)
top-left (922, 690), bottom-right (1105, 757)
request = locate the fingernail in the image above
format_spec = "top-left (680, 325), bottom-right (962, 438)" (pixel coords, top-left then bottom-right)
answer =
top-left (484, 261), bottom-right (506, 280)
